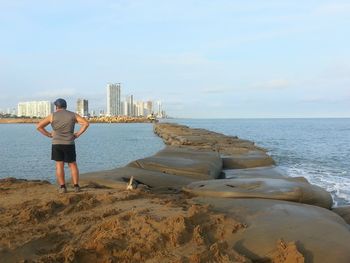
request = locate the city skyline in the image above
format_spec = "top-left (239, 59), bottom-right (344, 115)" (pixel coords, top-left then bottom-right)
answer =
top-left (1, 85), bottom-right (165, 117)
top-left (10, 84), bottom-right (165, 118)
top-left (0, 1), bottom-right (349, 118)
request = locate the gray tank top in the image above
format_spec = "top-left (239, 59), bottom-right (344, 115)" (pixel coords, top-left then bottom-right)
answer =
top-left (51, 110), bottom-right (76, 145)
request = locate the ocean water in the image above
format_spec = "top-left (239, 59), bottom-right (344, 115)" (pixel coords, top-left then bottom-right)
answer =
top-left (0, 123), bottom-right (164, 182)
top-left (166, 118), bottom-right (350, 206)
top-left (0, 118), bottom-right (349, 206)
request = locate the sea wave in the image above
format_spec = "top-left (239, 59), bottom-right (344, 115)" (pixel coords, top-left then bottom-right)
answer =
top-left (284, 166), bottom-right (350, 206)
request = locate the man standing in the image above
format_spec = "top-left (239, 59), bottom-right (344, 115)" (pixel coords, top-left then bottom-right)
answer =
top-left (37, 98), bottom-right (89, 193)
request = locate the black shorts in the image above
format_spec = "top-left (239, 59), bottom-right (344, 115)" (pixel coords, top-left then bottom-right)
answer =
top-left (51, 144), bottom-right (76, 163)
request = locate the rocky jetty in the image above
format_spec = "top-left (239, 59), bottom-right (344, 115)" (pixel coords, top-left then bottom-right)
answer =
top-left (1, 122), bottom-right (350, 262)
top-left (154, 123), bottom-right (275, 169)
top-left (89, 116), bottom-right (156, 123)
top-left (82, 122), bottom-right (350, 262)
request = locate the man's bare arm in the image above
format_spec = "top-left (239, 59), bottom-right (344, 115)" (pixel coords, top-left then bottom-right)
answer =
top-left (74, 114), bottom-right (89, 139)
top-left (36, 115), bottom-right (53, 138)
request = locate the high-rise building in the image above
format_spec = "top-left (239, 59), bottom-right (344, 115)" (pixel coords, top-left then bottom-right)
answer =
top-left (106, 83), bottom-right (121, 116)
top-left (135, 101), bottom-right (144, 116)
top-left (126, 95), bottom-right (134, 117)
top-left (145, 101), bottom-right (153, 116)
top-left (17, 101), bottom-right (53, 118)
top-left (121, 101), bottom-right (127, 116)
top-left (76, 99), bottom-right (89, 117)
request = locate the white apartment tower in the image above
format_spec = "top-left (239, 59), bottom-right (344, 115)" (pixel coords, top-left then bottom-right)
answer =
top-left (76, 99), bottom-right (89, 117)
top-left (17, 101), bottom-right (53, 118)
top-left (135, 101), bottom-right (145, 116)
top-left (106, 83), bottom-right (121, 116)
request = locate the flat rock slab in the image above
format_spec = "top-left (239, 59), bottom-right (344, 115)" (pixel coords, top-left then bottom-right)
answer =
top-left (184, 177), bottom-right (333, 208)
top-left (81, 166), bottom-right (197, 189)
top-left (127, 146), bottom-right (222, 180)
top-left (224, 166), bottom-right (288, 179)
top-left (224, 166), bottom-right (309, 183)
top-left (332, 206), bottom-right (350, 224)
top-left (222, 151), bottom-right (275, 169)
top-left (190, 197), bottom-right (350, 263)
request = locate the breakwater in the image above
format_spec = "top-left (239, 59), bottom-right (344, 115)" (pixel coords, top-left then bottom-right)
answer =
top-left (82, 122), bottom-right (350, 262)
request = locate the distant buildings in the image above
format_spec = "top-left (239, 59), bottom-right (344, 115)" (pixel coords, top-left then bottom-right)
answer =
top-left (127, 95), bottom-right (134, 116)
top-left (156, 100), bottom-right (166, 118)
top-left (106, 83), bottom-right (121, 116)
top-left (104, 83), bottom-right (166, 117)
top-left (76, 99), bottom-right (89, 117)
top-left (10, 82), bottom-right (167, 119)
top-left (0, 108), bottom-right (16, 117)
top-left (135, 101), bottom-right (144, 116)
top-left (90, 110), bottom-right (96, 117)
top-left (104, 82), bottom-right (169, 118)
top-left (145, 101), bottom-right (153, 116)
top-left (17, 101), bottom-right (53, 118)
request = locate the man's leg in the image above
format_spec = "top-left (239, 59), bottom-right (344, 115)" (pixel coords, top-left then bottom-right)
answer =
top-left (56, 161), bottom-right (65, 185)
top-left (68, 162), bottom-right (79, 185)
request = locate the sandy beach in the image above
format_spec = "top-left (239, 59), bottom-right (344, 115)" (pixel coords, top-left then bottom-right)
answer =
top-left (1, 123), bottom-right (350, 263)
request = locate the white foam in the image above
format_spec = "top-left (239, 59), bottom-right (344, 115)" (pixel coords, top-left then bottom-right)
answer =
top-left (285, 166), bottom-right (350, 206)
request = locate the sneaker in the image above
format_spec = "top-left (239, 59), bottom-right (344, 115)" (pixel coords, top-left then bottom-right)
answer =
top-left (73, 185), bottom-right (81, 193)
top-left (58, 186), bottom-right (67, 194)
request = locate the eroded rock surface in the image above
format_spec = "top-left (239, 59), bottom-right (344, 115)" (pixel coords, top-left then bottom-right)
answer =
top-left (184, 178), bottom-right (333, 208)
top-left (154, 123), bottom-right (275, 169)
top-left (127, 146), bottom-right (223, 180)
top-left (191, 197), bottom-right (350, 263)
top-left (82, 166), bottom-right (197, 189)
top-left (332, 206), bottom-right (350, 224)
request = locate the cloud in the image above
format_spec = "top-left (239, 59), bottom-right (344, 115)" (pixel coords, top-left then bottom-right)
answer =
top-left (299, 95), bottom-right (348, 104)
top-left (313, 2), bottom-right (350, 16)
top-left (33, 89), bottom-right (78, 100)
top-left (251, 79), bottom-right (291, 90)
top-left (318, 62), bottom-right (350, 80)
top-left (203, 88), bottom-right (233, 94)
top-left (157, 53), bottom-right (212, 66)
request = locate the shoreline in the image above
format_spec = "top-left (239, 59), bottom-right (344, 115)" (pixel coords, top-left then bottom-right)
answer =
top-left (1, 122), bottom-right (350, 262)
top-left (0, 117), bottom-right (157, 124)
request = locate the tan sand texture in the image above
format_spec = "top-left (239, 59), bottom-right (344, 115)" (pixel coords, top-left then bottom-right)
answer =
top-left (1, 178), bottom-right (296, 263)
top-left (1, 122), bottom-right (350, 262)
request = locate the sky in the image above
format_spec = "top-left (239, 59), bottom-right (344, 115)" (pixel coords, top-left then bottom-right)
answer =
top-left (0, 0), bottom-right (349, 118)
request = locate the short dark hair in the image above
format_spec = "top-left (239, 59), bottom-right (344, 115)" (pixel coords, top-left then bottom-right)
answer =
top-left (54, 98), bottom-right (67, 109)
